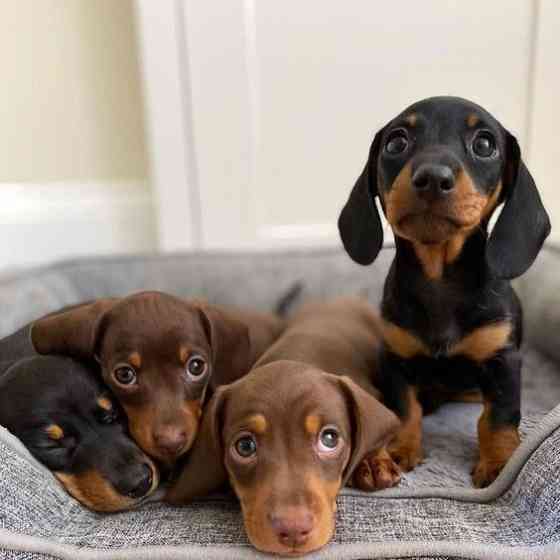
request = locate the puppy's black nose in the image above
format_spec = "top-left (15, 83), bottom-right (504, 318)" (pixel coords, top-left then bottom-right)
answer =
top-left (123, 463), bottom-right (153, 499)
top-left (412, 164), bottom-right (455, 195)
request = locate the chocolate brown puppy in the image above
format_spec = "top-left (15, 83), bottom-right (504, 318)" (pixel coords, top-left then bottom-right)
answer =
top-left (167, 298), bottom-right (399, 556)
top-left (338, 96), bottom-right (551, 486)
top-left (30, 291), bottom-right (283, 463)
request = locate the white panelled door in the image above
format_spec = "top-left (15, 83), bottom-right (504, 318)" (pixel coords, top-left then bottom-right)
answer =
top-left (137, 0), bottom-right (540, 252)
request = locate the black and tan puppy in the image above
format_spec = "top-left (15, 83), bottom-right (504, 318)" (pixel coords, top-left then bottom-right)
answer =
top-left (28, 291), bottom-right (283, 464)
top-left (166, 298), bottom-right (400, 556)
top-left (0, 355), bottom-right (159, 511)
top-left (339, 96), bottom-right (550, 487)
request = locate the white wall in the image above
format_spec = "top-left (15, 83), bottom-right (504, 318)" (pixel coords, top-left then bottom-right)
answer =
top-left (138, 0), bottom-right (560, 255)
top-left (527, 0), bottom-right (560, 242)
top-left (1, 1), bottom-right (558, 271)
top-left (0, 0), bottom-right (148, 182)
top-left (0, 0), bottom-right (156, 270)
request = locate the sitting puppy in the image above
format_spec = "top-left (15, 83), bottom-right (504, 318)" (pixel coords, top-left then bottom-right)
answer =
top-left (26, 291), bottom-right (283, 464)
top-left (338, 96), bottom-right (551, 486)
top-left (0, 355), bottom-right (159, 512)
top-left (166, 298), bottom-right (400, 556)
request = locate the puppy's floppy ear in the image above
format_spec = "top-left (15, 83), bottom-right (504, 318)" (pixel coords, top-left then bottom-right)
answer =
top-left (332, 375), bottom-right (400, 486)
top-left (31, 299), bottom-right (117, 359)
top-left (198, 305), bottom-right (251, 388)
top-left (338, 126), bottom-right (387, 265)
top-left (486, 131), bottom-right (551, 279)
top-left (165, 387), bottom-right (228, 504)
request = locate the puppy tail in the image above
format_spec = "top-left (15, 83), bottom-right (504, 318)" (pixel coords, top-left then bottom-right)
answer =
top-left (274, 281), bottom-right (305, 318)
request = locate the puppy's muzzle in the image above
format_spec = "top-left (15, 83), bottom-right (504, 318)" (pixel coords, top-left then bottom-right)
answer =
top-left (116, 462), bottom-right (155, 499)
top-left (153, 425), bottom-right (189, 458)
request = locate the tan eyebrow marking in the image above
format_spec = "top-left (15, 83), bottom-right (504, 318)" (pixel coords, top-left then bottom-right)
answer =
top-left (179, 346), bottom-right (189, 364)
top-left (467, 113), bottom-right (479, 127)
top-left (305, 414), bottom-right (321, 436)
top-left (448, 321), bottom-right (512, 362)
top-left (405, 113), bottom-right (417, 127)
top-left (379, 319), bottom-right (430, 358)
top-left (247, 414), bottom-right (267, 435)
top-left (45, 424), bottom-right (64, 440)
top-left (97, 396), bottom-right (113, 411)
top-left (128, 352), bottom-right (142, 369)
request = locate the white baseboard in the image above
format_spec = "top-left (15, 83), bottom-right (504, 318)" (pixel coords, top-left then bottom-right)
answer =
top-left (0, 181), bottom-right (157, 270)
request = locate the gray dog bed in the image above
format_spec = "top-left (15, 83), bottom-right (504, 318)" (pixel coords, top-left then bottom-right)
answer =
top-left (0, 246), bottom-right (559, 560)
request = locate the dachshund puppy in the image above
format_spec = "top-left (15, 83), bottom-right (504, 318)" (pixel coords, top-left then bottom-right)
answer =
top-left (29, 291), bottom-right (283, 464)
top-left (166, 298), bottom-right (400, 556)
top-left (0, 355), bottom-right (159, 512)
top-left (339, 96), bottom-right (550, 486)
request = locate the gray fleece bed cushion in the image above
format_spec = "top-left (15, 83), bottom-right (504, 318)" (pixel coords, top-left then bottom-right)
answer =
top-left (0, 246), bottom-right (559, 560)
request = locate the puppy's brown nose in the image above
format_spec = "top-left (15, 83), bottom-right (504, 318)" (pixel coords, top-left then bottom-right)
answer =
top-left (270, 508), bottom-right (314, 548)
top-left (412, 163), bottom-right (455, 196)
top-left (154, 427), bottom-right (188, 457)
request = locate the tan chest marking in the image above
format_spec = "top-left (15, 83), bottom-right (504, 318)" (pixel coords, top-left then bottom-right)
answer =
top-left (412, 243), bottom-right (447, 280)
top-left (380, 320), bottom-right (511, 362)
top-left (448, 321), bottom-right (512, 362)
top-left (379, 321), bottom-right (429, 359)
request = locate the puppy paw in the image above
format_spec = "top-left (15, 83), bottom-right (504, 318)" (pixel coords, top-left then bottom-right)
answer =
top-left (471, 459), bottom-right (505, 488)
top-left (353, 451), bottom-right (401, 491)
top-left (388, 443), bottom-right (423, 472)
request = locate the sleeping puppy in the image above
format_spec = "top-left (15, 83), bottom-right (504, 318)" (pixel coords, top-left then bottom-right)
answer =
top-left (0, 355), bottom-right (159, 512)
top-left (28, 291), bottom-right (283, 464)
top-left (338, 96), bottom-right (551, 486)
top-left (166, 298), bottom-right (400, 556)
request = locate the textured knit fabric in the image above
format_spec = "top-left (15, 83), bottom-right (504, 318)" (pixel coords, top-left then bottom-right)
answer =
top-left (0, 246), bottom-right (559, 559)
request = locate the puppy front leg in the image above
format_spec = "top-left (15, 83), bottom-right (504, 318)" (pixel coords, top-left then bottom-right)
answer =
top-left (378, 352), bottom-right (424, 471)
top-left (473, 349), bottom-right (521, 488)
top-left (352, 446), bottom-right (401, 491)
top-left (388, 385), bottom-right (424, 471)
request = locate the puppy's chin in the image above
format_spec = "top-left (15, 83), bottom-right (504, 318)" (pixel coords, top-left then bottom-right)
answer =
top-left (395, 213), bottom-right (468, 244)
top-left (242, 496), bottom-right (336, 557)
top-left (55, 469), bottom-right (157, 512)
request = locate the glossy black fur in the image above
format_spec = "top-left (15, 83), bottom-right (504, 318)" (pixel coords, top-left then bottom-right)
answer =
top-left (379, 235), bottom-right (523, 427)
top-left (378, 98), bottom-right (506, 201)
top-left (0, 355), bottom-right (153, 498)
top-left (339, 96), bottom-right (550, 432)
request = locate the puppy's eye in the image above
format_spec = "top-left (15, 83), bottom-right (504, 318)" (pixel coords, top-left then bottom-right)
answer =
top-left (385, 130), bottom-right (409, 155)
top-left (317, 426), bottom-right (342, 455)
top-left (186, 355), bottom-right (207, 379)
top-left (232, 433), bottom-right (257, 460)
top-left (472, 131), bottom-right (496, 158)
top-left (113, 365), bottom-right (137, 386)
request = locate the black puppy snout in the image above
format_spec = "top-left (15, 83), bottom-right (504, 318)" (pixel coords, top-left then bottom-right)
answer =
top-left (412, 164), bottom-right (455, 195)
top-left (123, 463), bottom-right (153, 499)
